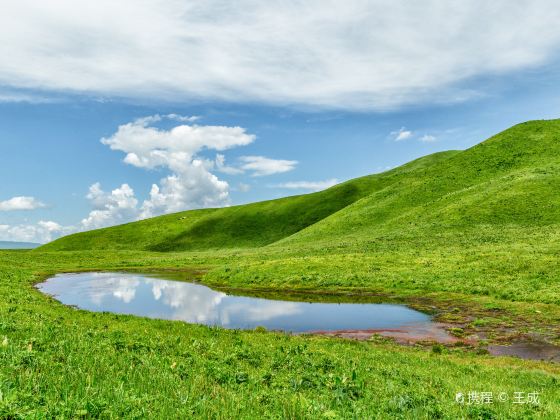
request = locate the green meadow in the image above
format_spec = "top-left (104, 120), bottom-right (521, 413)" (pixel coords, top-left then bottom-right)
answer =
top-left (2, 120), bottom-right (560, 418)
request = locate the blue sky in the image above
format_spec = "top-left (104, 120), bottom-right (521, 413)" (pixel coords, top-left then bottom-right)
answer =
top-left (1, 1), bottom-right (560, 243)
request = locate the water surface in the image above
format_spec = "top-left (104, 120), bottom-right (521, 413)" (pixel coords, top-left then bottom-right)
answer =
top-left (37, 272), bottom-right (431, 332)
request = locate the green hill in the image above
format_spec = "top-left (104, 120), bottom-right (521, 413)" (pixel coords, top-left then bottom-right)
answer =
top-left (41, 119), bottom-right (560, 252)
top-left (279, 119), bottom-right (560, 248)
top-left (40, 151), bottom-right (459, 251)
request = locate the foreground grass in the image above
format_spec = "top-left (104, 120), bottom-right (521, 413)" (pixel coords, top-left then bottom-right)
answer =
top-left (1, 250), bottom-right (560, 418)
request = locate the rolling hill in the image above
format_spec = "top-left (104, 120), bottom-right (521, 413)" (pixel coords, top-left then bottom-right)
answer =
top-left (41, 119), bottom-right (560, 253)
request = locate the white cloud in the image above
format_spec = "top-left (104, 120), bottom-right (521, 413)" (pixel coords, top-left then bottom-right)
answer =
top-left (0, 184), bottom-right (142, 242)
top-left (80, 183), bottom-right (138, 230)
top-left (0, 220), bottom-right (70, 243)
top-left (96, 115), bottom-right (298, 219)
top-left (139, 167), bottom-right (229, 219)
top-left (102, 116), bottom-right (256, 171)
top-left (1, 1), bottom-right (560, 110)
top-left (0, 196), bottom-right (45, 211)
top-left (215, 154), bottom-right (244, 175)
top-left (239, 156), bottom-right (298, 177)
top-left (391, 127), bottom-right (413, 142)
top-left (101, 115), bottom-right (257, 218)
top-left (275, 179), bottom-right (339, 192)
top-left (217, 154), bottom-right (298, 177)
top-left (391, 130), bottom-right (438, 143)
top-left (165, 114), bottom-right (200, 123)
top-left (420, 134), bottom-right (437, 142)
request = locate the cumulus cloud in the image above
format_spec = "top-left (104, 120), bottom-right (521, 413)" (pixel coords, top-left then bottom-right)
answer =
top-left (1, 1), bottom-right (560, 109)
top-left (101, 115), bottom-right (255, 171)
top-left (391, 127), bottom-right (413, 142)
top-left (100, 116), bottom-right (299, 217)
top-left (100, 115), bottom-right (256, 218)
top-left (275, 179), bottom-right (339, 192)
top-left (80, 183), bottom-right (139, 230)
top-left (239, 156), bottom-right (298, 177)
top-left (139, 168), bottom-right (229, 219)
top-left (0, 196), bottom-right (45, 211)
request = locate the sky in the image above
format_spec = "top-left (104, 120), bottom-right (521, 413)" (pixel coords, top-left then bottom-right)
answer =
top-left (1, 0), bottom-right (560, 243)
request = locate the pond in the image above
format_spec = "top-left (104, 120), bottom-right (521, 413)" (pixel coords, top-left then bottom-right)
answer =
top-left (36, 272), bottom-right (432, 333)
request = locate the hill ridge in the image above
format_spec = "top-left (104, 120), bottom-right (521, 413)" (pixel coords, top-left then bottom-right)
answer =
top-left (40, 119), bottom-right (560, 252)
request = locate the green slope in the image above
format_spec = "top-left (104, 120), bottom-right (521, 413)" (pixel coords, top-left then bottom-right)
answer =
top-left (41, 119), bottom-right (560, 252)
top-left (279, 119), bottom-right (560, 247)
top-left (40, 150), bottom-right (459, 251)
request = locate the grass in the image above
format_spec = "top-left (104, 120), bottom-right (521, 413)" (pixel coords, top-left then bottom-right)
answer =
top-left (2, 119), bottom-right (560, 417)
top-left (2, 250), bottom-right (560, 418)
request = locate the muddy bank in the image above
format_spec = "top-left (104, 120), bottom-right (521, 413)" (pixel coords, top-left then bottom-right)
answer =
top-left (311, 322), bottom-right (460, 345)
top-left (488, 341), bottom-right (560, 362)
top-left (311, 324), bottom-right (560, 363)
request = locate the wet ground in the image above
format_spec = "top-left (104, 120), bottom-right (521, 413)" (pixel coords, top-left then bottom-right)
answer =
top-left (488, 341), bottom-right (560, 362)
top-left (311, 322), bottom-right (460, 344)
top-left (313, 326), bottom-right (560, 362)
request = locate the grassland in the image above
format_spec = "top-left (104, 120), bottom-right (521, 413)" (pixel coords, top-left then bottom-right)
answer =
top-left (2, 250), bottom-right (560, 418)
top-left (2, 120), bottom-right (560, 417)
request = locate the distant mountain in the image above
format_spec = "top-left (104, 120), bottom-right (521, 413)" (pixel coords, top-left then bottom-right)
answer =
top-left (42, 119), bottom-right (560, 253)
top-left (0, 241), bottom-right (41, 249)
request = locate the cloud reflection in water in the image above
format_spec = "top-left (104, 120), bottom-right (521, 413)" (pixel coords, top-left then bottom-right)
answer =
top-left (37, 272), bottom-right (431, 332)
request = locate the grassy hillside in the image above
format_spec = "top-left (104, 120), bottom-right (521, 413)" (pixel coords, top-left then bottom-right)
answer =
top-left (280, 119), bottom-right (560, 247)
top-left (40, 151), bottom-right (459, 252)
top-left (43, 119), bottom-right (559, 254)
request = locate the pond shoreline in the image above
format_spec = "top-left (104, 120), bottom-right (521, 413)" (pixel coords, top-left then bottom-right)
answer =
top-left (34, 268), bottom-right (560, 363)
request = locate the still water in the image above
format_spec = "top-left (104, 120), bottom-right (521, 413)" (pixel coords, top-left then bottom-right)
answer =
top-left (37, 272), bottom-right (431, 332)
